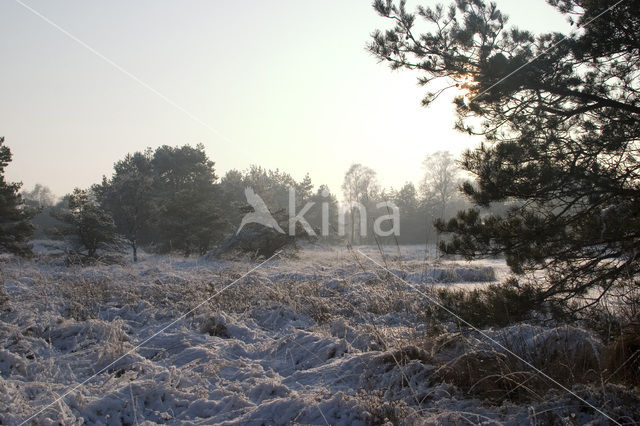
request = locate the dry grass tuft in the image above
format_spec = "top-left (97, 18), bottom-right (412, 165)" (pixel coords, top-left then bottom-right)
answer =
top-left (431, 327), bottom-right (604, 404)
top-left (604, 320), bottom-right (640, 386)
top-left (355, 388), bottom-right (414, 425)
top-left (378, 346), bottom-right (433, 367)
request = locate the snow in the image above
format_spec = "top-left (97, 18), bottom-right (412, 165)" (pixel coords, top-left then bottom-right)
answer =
top-left (0, 243), bottom-right (637, 424)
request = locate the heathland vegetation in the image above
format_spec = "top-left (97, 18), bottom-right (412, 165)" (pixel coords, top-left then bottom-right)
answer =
top-left (2, 0), bottom-right (640, 423)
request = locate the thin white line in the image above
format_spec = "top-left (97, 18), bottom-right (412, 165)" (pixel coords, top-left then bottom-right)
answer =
top-left (19, 251), bottom-right (282, 425)
top-left (317, 405), bottom-right (330, 426)
top-left (356, 249), bottom-right (621, 426)
top-left (470, 0), bottom-right (626, 103)
top-left (13, 0), bottom-right (235, 145)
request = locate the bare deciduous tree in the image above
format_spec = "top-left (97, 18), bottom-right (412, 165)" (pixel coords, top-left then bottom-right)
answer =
top-left (342, 164), bottom-right (379, 243)
top-left (421, 151), bottom-right (461, 222)
top-left (22, 184), bottom-right (55, 209)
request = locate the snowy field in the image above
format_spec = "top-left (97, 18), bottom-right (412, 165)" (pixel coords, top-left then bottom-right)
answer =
top-left (1, 243), bottom-right (638, 425)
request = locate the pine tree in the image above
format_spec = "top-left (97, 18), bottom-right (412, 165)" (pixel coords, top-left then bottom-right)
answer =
top-left (369, 0), bottom-right (640, 301)
top-left (0, 137), bottom-right (34, 256)
top-left (150, 144), bottom-right (222, 255)
top-left (53, 188), bottom-right (118, 258)
top-left (95, 151), bottom-right (154, 262)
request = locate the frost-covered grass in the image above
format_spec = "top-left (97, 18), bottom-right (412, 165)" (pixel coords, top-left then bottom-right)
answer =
top-left (0, 243), bottom-right (638, 425)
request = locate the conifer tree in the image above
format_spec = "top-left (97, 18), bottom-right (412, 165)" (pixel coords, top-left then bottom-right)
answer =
top-left (95, 151), bottom-right (154, 262)
top-left (0, 137), bottom-right (34, 256)
top-left (53, 188), bottom-right (117, 258)
top-left (370, 0), bottom-right (640, 301)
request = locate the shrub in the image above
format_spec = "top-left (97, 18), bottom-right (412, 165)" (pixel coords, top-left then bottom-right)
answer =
top-left (51, 188), bottom-right (119, 258)
top-left (205, 222), bottom-right (296, 260)
top-left (434, 278), bottom-right (546, 327)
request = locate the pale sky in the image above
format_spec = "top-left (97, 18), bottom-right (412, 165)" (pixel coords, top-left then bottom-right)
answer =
top-left (0, 0), bottom-right (571, 198)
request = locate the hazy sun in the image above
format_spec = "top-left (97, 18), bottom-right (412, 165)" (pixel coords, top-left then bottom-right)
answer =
top-left (456, 74), bottom-right (476, 98)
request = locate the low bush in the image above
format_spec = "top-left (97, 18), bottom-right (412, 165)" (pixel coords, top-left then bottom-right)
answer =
top-left (434, 278), bottom-right (546, 327)
top-left (204, 223), bottom-right (296, 260)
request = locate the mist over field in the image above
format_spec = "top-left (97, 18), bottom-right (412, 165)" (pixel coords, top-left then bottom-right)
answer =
top-left (2, 0), bottom-right (640, 424)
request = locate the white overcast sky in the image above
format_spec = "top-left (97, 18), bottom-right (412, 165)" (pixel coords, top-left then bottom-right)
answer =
top-left (1, 0), bottom-right (570, 198)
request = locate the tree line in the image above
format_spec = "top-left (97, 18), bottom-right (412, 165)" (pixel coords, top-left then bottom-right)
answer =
top-left (1, 138), bottom-right (474, 261)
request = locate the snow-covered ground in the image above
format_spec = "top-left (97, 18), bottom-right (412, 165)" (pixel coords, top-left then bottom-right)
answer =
top-left (0, 243), bottom-right (637, 425)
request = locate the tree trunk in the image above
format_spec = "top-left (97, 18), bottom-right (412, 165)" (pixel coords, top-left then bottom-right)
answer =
top-left (350, 207), bottom-right (355, 244)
